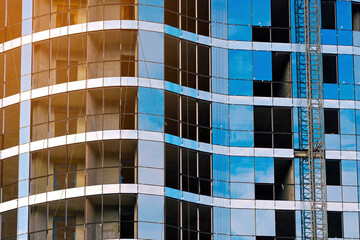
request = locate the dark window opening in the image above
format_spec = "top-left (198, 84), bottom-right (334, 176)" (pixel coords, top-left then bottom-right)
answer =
top-left (353, 3), bottom-right (360, 31)
top-left (275, 210), bottom-right (295, 238)
top-left (256, 237), bottom-right (274, 240)
top-left (165, 197), bottom-right (212, 240)
top-left (328, 211), bottom-right (343, 238)
top-left (275, 158), bottom-right (294, 200)
top-left (322, 54), bottom-right (337, 84)
top-left (272, 0), bottom-right (290, 28)
top-left (164, 35), bottom-right (211, 91)
top-left (321, 0), bottom-right (336, 29)
top-left (165, 92), bottom-right (211, 143)
top-left (326, 159), bottom-right (340, 186)
top-left (165, 92), bottom-right (180, 136)
top-left (164, 0), bottom-right (210, 36)
top-left (254, 107), bottom-right (292, 148)
top-left (254, 81), bottom-right (272, 97)
top-left (271, 28), bottom-right (290, 43)
top-left (252, 27), bottom-right (271, 42)
top-left (165, 144), bottom-right (212, 196)
top-left (324, 108), bottom-right (339, 134)
top-left (255, 183), bottom-right (274, 200)
top-left (272, 52), bottom-right (292, 97)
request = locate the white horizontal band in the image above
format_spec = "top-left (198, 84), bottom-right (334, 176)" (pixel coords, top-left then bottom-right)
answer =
top-left (0, 21), bottom-right (359, 55)
top-left (0, 130), bottom-right (358, 161)
top-left (0, 77), bottom-right (359, 111)
top-left (0, 184), bottom-right (357, 214)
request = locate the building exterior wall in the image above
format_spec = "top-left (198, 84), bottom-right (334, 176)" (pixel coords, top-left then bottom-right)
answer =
top-left (0, 0), bottom-right (359, 239)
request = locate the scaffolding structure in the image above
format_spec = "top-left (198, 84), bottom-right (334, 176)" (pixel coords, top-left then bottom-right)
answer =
top-left (295, 0), bottom-right (327, 239)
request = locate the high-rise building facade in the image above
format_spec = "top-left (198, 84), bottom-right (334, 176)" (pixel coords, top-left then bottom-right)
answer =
top-left (0, 0), bottom-right (359, 239)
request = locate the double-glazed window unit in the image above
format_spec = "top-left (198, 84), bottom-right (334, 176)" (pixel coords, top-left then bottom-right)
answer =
top-left (0, 156), bottom-right (19, 202)
top-left (0, 103), bottom-right (20, 149)
top-left (0, 209), bottom-right (17, 239)
top-left (326, 159), bottom-right (341, 185)
top-left (33, 0), bottom-right (137, 32)
top-left (165, 144), bottom-right (212, 196)
top-left (164, 0), bottom-right (210, 36)
top-left (324, 108), bottom-right (339, 134)
top-left (30, 140), bottom-right (137, 195)
top-left (255, 158), bottom-right (294, 201)
top-left (253, 52), bottom-right (292, 98)
top-left (28, 194), bottom-right (137, 239)
top-left (165, 35), bottom-right (211, 92)
top-left (328, 211), bottom-right (343, 238)
top-left (353, 2), bottom-right (360, 31)
top-left (31, 87), bottom-right (137, 141)
top-left (0, 48), bottom-right (22, 98)
top-left (165, 91), bottom-right (211, 143)
top-left (165, 197), bottom-right (212, 240)
top-left (0, 0), bottom-right (22, 43)
top-left (252, 0), bottom-right (290, 43)
top-left (254, 106), bottom-right (292, 148)
top-left (322, 54), bottom-right (337, 84)
top-left (32, 30), bottom-right (138, 89)
top-left (321, 0), bottom-right (336, 29)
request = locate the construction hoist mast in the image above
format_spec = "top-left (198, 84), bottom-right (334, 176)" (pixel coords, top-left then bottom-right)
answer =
top-left (295, 0), bottom-right (327, 239)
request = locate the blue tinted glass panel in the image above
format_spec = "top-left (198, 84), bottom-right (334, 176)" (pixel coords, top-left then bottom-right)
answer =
top-left (252, 0), bottom-right (271, 26)
top-left (213, 154), bottom-right (230, 181)
top-left (138, 87), bottom-right (164, 115)
top-left (228, 25), bottom-right (252, 41)
top-left (342, 160), bottom-right (357, 186)
top-left (139, 31), bottom-right (164, 63)
top-left (213, 180), bottom-right (230, 198)
top-left (230, 105), bottom-right (253, 130)
top-left (253, 51), bottom-right (271, 81)
top-left (339, 84), bottom-right (354, 100)
top-left (228, 0), bottom-right (251, 25)
top-left (139, 5), bottom-right (163, 23)
top-left (214, 207), bottom-right (230, 234)
top-left (341, 135), bottom-right (356, 151)
top-left (338, 55), bottom-right (354, 84)
top-left (340, 109), bottom-right (355, 134)
top-left (229, 50), bottom-right (252, 80)
top-left (229, 80), bottom-right (253, 96)
top-left (256, 210), bottom-right (275, 236)
top-left (231, 183), bottom-right (254, 199)
top-left (255, 157), bottom-right (274, 183)
top-left (338, 30), bottom-right (352, 45)
top-left (231, 209), bottom-right (255, 235)
top-left (324, 83), bottom-right (339, 99)
top-left (336, 1), bottom-right (352, 30)
top-left (230, 156), bottom-right (254, 183)
top-left (321, 29), bottom-right (337, 45)
top-left (212, 103), bottom-right (229, 129)
top-left (230, 131), bottom-right (254, 147)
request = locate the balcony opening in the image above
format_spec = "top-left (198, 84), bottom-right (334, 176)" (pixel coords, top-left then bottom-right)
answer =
top-left (322, 54), bottom-right (337, 84)
top-left (328, 211), bottom-right (343, 238)
top-left (321, 0), bottom-right (336, 29)
top-left (272, 52), bottom-right (292, 98)
top-left (252, 27), bottom-right (271, 42)
top-left (326, 159), bottom-right (341, 185)
top-left (324, 108), bottom-right (339, 134)
top-left (353, 3), bottom-right (360, 31)
top-left (274, 158), bottom-right (294, 200)
top-left (275, 210), bottom-right (295, 238)
top-left (255, 183), bottom-right (274, 200)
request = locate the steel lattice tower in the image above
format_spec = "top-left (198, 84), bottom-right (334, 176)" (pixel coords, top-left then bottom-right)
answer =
top-left (295, 0), bottom-right (328, 239)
